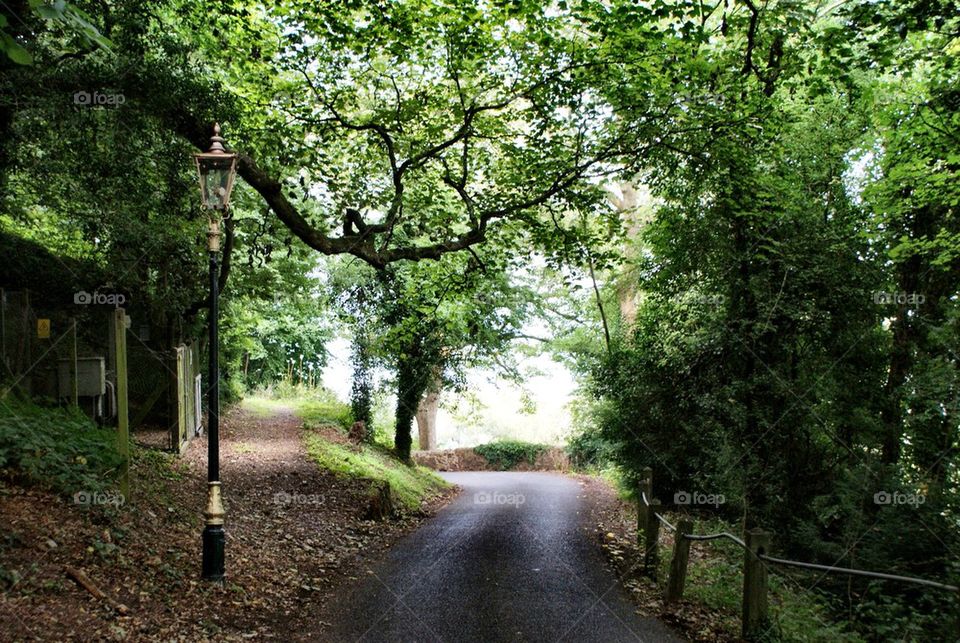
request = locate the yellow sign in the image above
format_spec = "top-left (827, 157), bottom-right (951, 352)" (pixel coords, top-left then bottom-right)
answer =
top-left (37, 319), bottom-right (51, 339)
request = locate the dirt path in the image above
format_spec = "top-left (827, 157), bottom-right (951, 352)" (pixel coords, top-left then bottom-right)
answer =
top-left (0, 404), bottom-right (454, 641)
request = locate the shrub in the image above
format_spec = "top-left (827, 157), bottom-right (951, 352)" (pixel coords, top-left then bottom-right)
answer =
top-left (474, 440), bottom-right (549, 470)
top-left (566, 425), bottom-right (614, 470)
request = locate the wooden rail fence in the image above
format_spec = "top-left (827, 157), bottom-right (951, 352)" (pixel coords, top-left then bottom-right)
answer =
top-left (636, 466), bottom-right (959, 640)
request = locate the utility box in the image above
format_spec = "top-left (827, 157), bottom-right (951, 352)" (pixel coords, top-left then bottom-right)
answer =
top-left (57, 357), bottom-right (106, 397)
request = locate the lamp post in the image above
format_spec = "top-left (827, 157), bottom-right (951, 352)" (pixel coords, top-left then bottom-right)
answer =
top-left (194, 123), bottom-right (237, 582)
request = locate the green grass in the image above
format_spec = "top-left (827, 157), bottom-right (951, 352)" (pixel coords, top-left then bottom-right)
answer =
top-left (303, 433), bottom-right (448, 511)
top-left (241, 396), bottom-right (292, 418)
top-left (296, 398), bottom-right (354, 432)
top-left (243, 391), bottom-right (448, 511)
top-left (246, 385), bottom-right (353, 428)
top-left (253, 392), bottom-right (449, 511)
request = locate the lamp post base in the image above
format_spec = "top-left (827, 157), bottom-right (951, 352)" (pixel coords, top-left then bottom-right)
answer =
top-left (201, 481), bottom-right (225, 582)
top-left (201, 524), bottom-right (225, 581)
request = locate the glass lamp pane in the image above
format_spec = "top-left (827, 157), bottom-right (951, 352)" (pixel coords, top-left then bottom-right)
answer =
top-left (195, 153), bottom-right (237, 210)
top-left (203, 168), bottom-right (226, 209)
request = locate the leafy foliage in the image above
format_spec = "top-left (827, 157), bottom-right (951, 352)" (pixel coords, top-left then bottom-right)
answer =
top-left (0, 397), bottom-right (123, 496)
top-left (474, 440), bottom-right (549, 470)
top-left (565, 424), bottom-right (614, 471)
top-left (348, 332), bottom-right (373, 430)
top-left (556, 0), bottom-right (960, 639)
top-left (1, 0), bottom-right (958, 638)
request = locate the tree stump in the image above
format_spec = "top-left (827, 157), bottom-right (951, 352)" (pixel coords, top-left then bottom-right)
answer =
top-left (348, 420), bottom-right (367, 443)
top-left (365, 481), bottom-right (395, 520)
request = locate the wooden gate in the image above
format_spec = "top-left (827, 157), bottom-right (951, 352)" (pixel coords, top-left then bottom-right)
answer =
top-left (173, 342), bottom-right (200, 453)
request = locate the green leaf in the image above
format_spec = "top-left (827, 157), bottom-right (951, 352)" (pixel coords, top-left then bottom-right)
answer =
top-left (34, 6), bottom-right (62, 20)
top-left (2, 34), bottom-right (33, 65)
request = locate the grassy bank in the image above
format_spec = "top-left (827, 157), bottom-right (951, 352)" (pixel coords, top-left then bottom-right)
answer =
top-left (243, 393), bottom-right (450, 512)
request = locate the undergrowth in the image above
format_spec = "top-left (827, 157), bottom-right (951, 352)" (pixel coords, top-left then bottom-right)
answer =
top-left (0, 395), bottom-right (123, 497)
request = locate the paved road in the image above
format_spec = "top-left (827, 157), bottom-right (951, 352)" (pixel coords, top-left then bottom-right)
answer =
top-left (322, 472), bottom-right (683, 642)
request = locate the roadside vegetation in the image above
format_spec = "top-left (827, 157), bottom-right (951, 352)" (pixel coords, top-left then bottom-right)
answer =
top-left (585, 469), bottom-right (869, 642)
top-left (577, 456), bottom-right (959, 641)
top-left (243, 391), bottom-right (450, 513)
top-left (302, 436), bottom-right (448, 512)
top-left (0, 397), bottom-right (124, 497)
top-left (0, 0), bottom-right (956, 638)
top-left (473, 440), bottom-right (550, 470)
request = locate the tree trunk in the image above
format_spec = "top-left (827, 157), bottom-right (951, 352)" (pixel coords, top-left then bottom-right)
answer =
top-left (607, 181), bottom-right (647, 334)
top-left (394, 337), bottom-right (431, 462)
top-left (879, 203), bottom-right (938, 466)
top-left (879, 300), bottom-right (913, 465)
top-left (394, 362), bottom-right (418, 461)
top-left (415, 385), bottom-right (440, 451)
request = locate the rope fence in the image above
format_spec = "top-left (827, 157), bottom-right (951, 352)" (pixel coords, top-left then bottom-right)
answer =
top-left (635, 466), bottom-right (959, 640)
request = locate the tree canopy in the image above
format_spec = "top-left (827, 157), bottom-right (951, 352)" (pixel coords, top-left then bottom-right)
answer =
top-left (1, 0), bottom-right (958, 638)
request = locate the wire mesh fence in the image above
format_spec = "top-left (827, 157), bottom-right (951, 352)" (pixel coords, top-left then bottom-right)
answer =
top-left (1, 288), bottom-right (201, 452)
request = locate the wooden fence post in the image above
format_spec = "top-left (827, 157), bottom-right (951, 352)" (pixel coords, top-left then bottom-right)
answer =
top-left (114, 309), bottom-right (129, 501)
top-left (666, 518), bottom-right (693, 602)
top-left (643, 499), bottom-right (662, 577)
top-left (70, 318), bottom-right (78, 407)
top-left (637, 466), bottom-right (653, 539)
top-left (742, 527), bottom-right (771, 640)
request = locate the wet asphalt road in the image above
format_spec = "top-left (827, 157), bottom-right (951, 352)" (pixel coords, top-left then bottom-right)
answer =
top-left (322, 472), bottom-right (683, 643)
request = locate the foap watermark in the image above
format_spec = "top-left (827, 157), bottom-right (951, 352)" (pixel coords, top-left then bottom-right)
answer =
top-left (474, 491), bottom-right (525, 507)
top-left (874, 491), bottom-right (925, 506)
top-left (873, 291), bottom-right (925, 307)
top-left (73, 90), bottom-right (125, 107)
top-left (74, 290), bottom-right (127, 306)
top-left (674, 490), bottom-right (726, 508)
top-left (74, 490), bottom-right (125, 507)
top-left (273, 491), bottom-right (325, 505)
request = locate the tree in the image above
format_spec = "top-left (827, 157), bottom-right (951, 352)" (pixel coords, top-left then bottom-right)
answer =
top-left (326, 238), bottom-right (539, 460)
top-left (564, 1), bottom-right (959, 637)
top-left (144, 0), bottom-right (633, 271)
top-left (836, 0), bottom-right (960, 482)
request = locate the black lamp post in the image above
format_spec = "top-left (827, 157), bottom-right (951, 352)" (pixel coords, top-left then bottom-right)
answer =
top-left (194, 123), bottom-right (237, 581)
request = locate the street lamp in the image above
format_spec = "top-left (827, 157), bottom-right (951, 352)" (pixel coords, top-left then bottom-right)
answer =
top-left (194, 123), bottom-right (237, 581)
